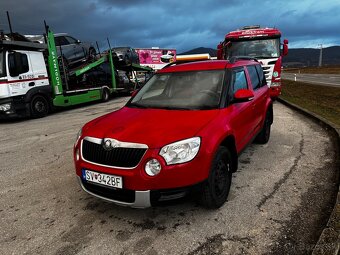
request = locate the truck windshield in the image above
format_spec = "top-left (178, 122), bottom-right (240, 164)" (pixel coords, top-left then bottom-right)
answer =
top-left (226, 38), bottom-right (280, 59)
top-left (0, 50), bottom-right (5, 78)
top-left (128, 70), bottom-right (224, 110)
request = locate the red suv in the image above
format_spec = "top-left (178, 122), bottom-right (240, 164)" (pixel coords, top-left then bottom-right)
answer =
top-left (74, 59), bottom-right (273, 209)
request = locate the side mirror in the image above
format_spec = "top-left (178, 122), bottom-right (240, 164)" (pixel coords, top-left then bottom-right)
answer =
top-left (282, 39), bottom-right (289, 56)
top-left (131, 90), bottom-right (139, 98)
top-left (233, 89), bottom-right (254, 103)
top-left (76, 39), bottom-right (81, 44)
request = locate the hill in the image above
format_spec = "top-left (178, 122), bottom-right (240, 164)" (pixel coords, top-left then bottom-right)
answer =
top-left (179, 46), bottom-right (340, 67)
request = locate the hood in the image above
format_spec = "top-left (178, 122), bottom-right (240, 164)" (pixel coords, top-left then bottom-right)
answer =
top-left (83, 106), bottom-right (219, 148)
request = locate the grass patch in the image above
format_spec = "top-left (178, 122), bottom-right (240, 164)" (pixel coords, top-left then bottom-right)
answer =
top-left (284, 65), bottom-right (340, 74)
top-left (281, 79), bottom-right (340, 127)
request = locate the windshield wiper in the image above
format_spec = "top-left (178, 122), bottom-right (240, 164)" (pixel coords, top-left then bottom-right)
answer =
top-left (127, 102), bottom-right (149, 108)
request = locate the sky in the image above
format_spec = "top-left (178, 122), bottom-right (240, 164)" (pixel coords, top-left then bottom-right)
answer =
top-left (1, 0), bottom-right (340, 53)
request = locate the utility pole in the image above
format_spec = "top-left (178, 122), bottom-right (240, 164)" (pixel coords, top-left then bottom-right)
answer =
top-left (318, 44), bottom-right (323, 67)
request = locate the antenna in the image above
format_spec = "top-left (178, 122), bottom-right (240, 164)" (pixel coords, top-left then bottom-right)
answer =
top-left (6, 11), bottom-right (13, 35)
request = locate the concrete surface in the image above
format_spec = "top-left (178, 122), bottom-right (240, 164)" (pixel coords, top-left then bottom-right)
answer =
top-left (282, 73), bottom-right (340, 87)
top-left (0, 98), bottom-right (338, 255)
top-left (278, 98), bottom-right (340, 255)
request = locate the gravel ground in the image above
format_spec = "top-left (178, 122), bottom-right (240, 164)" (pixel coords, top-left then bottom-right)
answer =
top-left (0, 98), bottom-right (338, 255)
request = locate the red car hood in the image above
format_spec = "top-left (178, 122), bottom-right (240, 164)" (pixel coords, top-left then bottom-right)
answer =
top-left (83, 106), bottom-right (219, 148)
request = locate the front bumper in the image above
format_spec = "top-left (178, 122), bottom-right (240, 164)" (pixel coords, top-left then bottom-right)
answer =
top-left (269, 86), bottom-right (281, 99)
top-left (0, 97), bottom-right (29, 119)
top-left (78, 177), bottom-right (151, 208)
top-left (78, 176), bottom-right (203, 208)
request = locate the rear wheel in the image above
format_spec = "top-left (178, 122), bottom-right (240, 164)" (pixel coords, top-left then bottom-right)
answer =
top-left (255, 110), bottom-right (271, 144)
top-left (101, 88), bottom-right (110, 102)
top-left (200, 147), bottom-right (232, 209)
top-left (30, 95), bottom-right (49, 118)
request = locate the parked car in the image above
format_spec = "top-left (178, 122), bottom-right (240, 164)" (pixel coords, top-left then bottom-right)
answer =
top-left (54, 33), bottom-right (96, 66)
top-left (111, 47), bottom-right (140, 65)
top-left (74, 59), bottom-right (273, 208)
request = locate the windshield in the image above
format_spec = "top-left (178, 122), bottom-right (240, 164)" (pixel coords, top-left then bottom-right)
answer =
top-left (0, 50), bottom-right (5, 78)
top-left (128, 70), bottom-right (225, 110)
top-left (226, 38), bottom-right (280, 59)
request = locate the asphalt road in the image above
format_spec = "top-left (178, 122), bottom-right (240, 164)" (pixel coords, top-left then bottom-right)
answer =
top-left (0, 98), bottom-right (338, 255)
top-left (282, 73), bottom-right (340, 87)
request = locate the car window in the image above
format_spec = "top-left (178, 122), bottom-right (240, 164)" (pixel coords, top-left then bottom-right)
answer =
top-left (247, 65), bottom-right (260, 90)
top-left (55, 36), bottom-right (69, 46)
top-left (65, 36), bottom-right (77, 44)
top-left (232, 69), bottom-right (248, 93)
top-left (255, 64), bottom-right (267, 87)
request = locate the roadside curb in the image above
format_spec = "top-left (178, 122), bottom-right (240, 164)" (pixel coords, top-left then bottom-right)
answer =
top-left (277, 98), bottom-right (340, 255)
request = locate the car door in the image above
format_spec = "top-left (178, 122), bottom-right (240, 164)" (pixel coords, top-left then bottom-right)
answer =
top-left (6, 51), bottom-right (35, 97)
top-left (55, 36), bottom-right (74, 63)
top-left (65, 36), bottom-right (85, 62)
top-left (245, 64), bottom-right (268, 136)
top-left (228, 67), bottom-right (257, 151)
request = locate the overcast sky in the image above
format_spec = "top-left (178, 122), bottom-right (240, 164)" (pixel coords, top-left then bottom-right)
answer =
top-left (1, 0), bottom-right (339, 52)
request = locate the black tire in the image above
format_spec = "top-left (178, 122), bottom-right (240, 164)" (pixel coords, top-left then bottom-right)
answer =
top-left (200, 147), bottom-right (232, 209)
top-left (30, 95), bottom-right (49, 118)
top-left (101, 88), bottom-right (110, 102)
top-left (88, 48), bottom-right (96, 61)
top-left (254, 110), bottom-right (271, 144)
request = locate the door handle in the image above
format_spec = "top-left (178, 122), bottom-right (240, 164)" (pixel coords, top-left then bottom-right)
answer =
top-left (29, 82), bottom-right (35, 87)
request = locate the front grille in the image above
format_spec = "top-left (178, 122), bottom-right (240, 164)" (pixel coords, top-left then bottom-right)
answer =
top-left (262, 65), bottom-right (274, 84)
top-left (82, 139), bottom-right (147, 168)
top-left (82, 180), bottom-right (135, 203)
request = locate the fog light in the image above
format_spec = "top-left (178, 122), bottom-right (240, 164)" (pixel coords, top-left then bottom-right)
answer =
top-left (271, 82), bottom-right (281, 87)
top-left (145, 159), bottom-right (161, 176)
top-left (0, 103), bottom-right (11, 112)
top-left (76, 148), bottom-right (80, 161)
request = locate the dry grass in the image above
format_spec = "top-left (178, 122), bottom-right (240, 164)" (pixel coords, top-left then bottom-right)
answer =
top-left (281, 79), bottom-right (340, 127)
top-left (284, 65), bottom-right (340, 74)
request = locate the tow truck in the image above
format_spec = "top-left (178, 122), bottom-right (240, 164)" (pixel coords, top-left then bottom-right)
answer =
top-left (0, 24), bottom-right (152, 118)
top-left (217, 25), bottom-right (288, 99)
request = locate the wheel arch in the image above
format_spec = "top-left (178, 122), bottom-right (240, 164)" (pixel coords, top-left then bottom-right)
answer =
top-left (219, 135), bottom-right (238, 173)
top-left (24, 86), bottom-right (53, 115)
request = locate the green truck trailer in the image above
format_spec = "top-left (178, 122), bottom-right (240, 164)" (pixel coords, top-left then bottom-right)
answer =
top-left (0, 26), bottom-right (152, 118)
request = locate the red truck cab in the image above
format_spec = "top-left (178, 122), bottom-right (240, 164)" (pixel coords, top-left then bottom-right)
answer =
top-left (74, 59), bottom-right (273, 208)
top-left (217, 25), bottom-right (288, 99)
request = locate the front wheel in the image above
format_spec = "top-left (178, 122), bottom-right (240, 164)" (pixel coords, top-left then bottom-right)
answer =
top-left (30, 95), bottom-right (49, 118)
top-left (200, 147), bottom-right (232, 209)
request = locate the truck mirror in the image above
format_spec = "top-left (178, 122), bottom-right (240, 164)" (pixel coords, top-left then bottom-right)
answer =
top-left (283, 39), bottom-right (289, 44)
top-left (8, 52), bottom-right (21, 77)
top-left (283, 44), bottom-right (288, 56)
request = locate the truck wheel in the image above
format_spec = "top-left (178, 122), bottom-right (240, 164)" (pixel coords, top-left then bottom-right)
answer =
top-left (200, 147), bottom-right (232, 209)
top-left (101, 88), bottom-right (110, 102)
top-left (254, 111), bottom-right (271, 144)
top-left (31, 95), bottom-right (49, 118)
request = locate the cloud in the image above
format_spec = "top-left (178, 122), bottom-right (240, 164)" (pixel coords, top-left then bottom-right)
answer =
top-left (1, 0), bottom-right (339, 52)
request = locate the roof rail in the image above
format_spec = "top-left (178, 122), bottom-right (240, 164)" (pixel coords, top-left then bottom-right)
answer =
top-left (162, 59), bottom-right (210, 69)
top-left (229, 56), bottom-right (258, 64)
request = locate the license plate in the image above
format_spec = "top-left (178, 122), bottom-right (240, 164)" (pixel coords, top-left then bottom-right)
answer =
top-left (82, 169), bottom-right (123, 189)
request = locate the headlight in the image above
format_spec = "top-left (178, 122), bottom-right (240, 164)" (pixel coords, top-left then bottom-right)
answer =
top-left (160, 137), bottom-right (201, 165)
top-left (75, 128), bottom-right (82, 144)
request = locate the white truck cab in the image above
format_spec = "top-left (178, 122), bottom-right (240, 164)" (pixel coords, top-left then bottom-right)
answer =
top-left (0, 44), bottom-right (52, 118)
